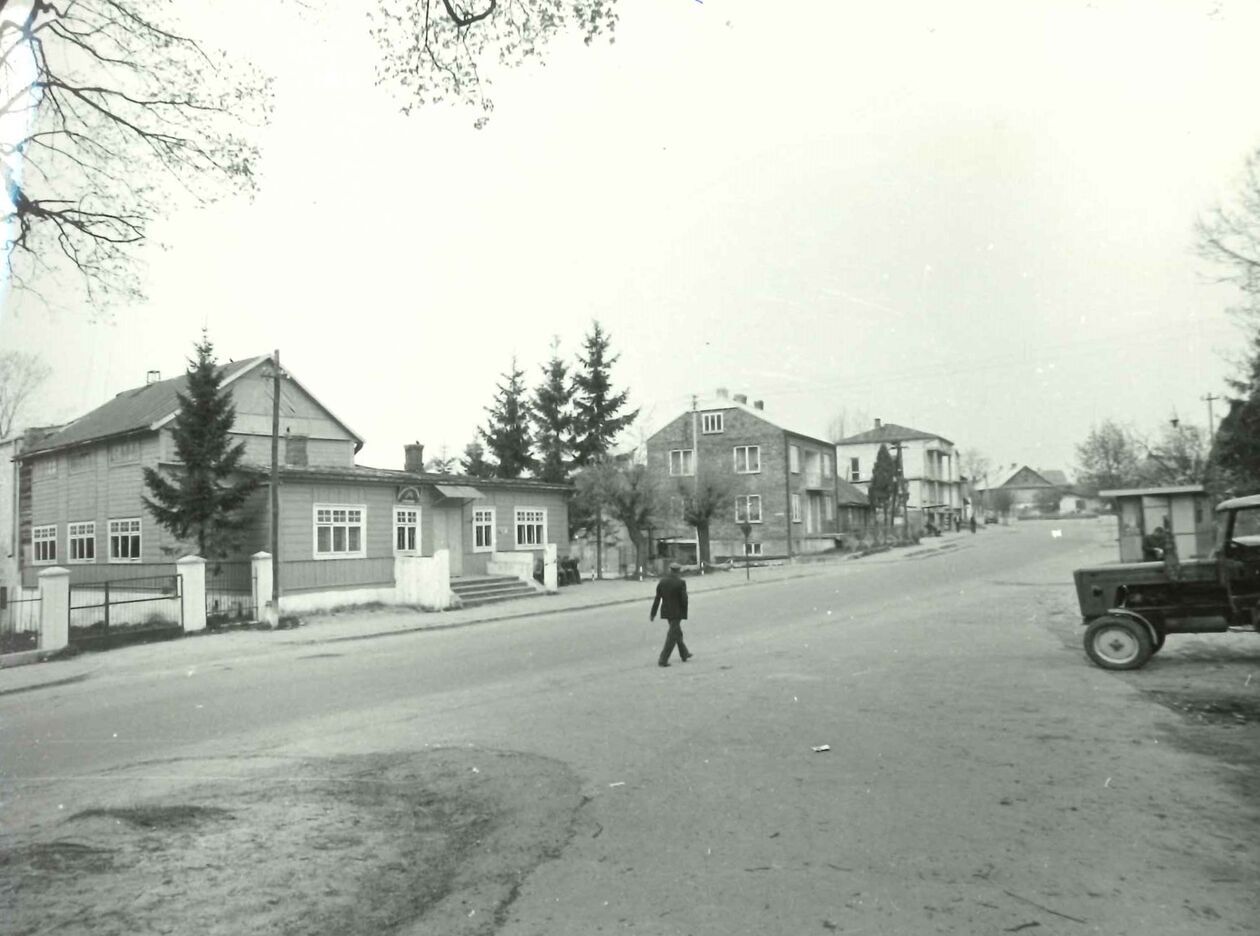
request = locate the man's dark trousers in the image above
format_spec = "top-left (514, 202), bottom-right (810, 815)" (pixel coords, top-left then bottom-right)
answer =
top-left (660, 619), bottom-right (689, 665)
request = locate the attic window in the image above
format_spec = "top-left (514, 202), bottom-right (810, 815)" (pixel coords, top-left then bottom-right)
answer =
top-left (285, 434), bottom-right (308, 467)
top-left (701, 412), bottom-right (724, 434)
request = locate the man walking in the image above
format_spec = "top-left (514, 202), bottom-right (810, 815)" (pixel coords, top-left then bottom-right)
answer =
top-left (651, 561), bottom-right (691, 667)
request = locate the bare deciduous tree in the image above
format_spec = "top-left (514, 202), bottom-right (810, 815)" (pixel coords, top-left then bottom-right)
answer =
top-left (0, 348), bottom-right (50, 436)
top-left (370, 0), bottom-right (619, 126)
top-left (1, 0), bottom-right (270, 309)
top-left (1197, 147), bottom-right (1260, 314)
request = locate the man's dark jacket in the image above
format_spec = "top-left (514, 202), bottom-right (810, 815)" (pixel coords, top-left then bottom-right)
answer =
top-left (651, 573), bottom-right (688, 621)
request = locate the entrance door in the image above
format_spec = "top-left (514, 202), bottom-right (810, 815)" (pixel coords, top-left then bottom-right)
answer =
top-left (433, 506), bottom-right (465, 576)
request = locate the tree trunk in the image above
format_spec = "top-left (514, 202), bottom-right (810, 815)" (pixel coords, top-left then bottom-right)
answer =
top-left (696, 522), bottom-right (711, 565)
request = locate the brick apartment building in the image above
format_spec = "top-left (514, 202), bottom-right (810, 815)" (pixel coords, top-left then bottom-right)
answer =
top-left (645, 390), bottom-right (867, 562)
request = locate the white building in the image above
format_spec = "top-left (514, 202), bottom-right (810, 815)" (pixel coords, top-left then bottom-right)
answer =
top-left (834, 419), bottom-right (965, 527)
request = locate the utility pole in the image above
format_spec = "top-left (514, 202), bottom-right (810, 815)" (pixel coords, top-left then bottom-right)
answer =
top-left (269, 350), bottom-right (281, 622)
top-left (692, 395), bottom-right (702, 572)
top-left (1202, 392), bottom-right (1220, 444)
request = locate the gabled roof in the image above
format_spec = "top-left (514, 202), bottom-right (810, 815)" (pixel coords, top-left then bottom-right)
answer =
top-left (835, 422), bottom-right (951, 446)
top-left (985, 464), bottom-right (1058, 490)
top-left (659, 395), bottom-right (831, 448)
top-left (1040, 469), bottom-right (1069, 487)
top-left (20, 355), bottom-right (362, 457)
top-left (241, 462), bottom-right (573, 493)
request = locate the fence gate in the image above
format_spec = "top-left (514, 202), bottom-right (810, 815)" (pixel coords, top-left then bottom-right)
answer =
top-left (0, 585), bottom-right (41, 654)
top-left (205, 561), bottom-right (257, 627)
top-left (68, 574), bottom-right (182, 650)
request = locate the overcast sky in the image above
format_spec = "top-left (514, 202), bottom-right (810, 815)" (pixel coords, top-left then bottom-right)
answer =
top-left (2, 0), bottom-right (1256, 476)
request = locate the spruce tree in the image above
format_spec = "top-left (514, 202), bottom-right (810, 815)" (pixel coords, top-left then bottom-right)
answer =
top-left (460, 437), bottom-right (497, 479)
top-left (480, 357), bottom-right (537, 479)
top-left (532, 337), bottom-right (574, 483)
top-left (571, 320), bottom-right (638, 468)
top-left (142, 336), bottom-right (259, 559)
top-left (868, 444), bottom-right (896, 527)
top-left (1210, 330), bottom-right (1260, 494)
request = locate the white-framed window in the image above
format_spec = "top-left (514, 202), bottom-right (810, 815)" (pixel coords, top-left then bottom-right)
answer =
top-left (35, 458), bottom-right (57, 479)
top-left (848, 457), bottom-right (860, 482)
top-left (791, 493), bottom-right (802, 523)
top-left (743, 542), bottom-right (763, 557)
top-left (108, 518), bottom-right (141, 562)
top-left (822, 453), bottom-right (834, 479)
top-left (824, 494), bottom-right (835, 520)
top-left (515, 507), bottom-right (547, 547)
top-left (314, 504), bottom-right (366, 559)
top-left (69, 450), bottom-right (93, 474)
top-left (701, 412), bottom-right (724, 434)
top-left (789, 445), bottom-right (800, 473)
top-left (734, 445), bottom-right (760, 474)
top-left (735, 495), bottom-right (762, 524)
top-left (473, 507), bottom-right (496, 552)
top-left (68, 522), bottom-right (95, 563)
top-left (109, 439), bottom-right (141, 464)
top-left (394, 506), bottom-right (420, 554)
top-left (32, 525), bottom-right (57, 564)
top-left (669, 449), bottom-right (695, 476)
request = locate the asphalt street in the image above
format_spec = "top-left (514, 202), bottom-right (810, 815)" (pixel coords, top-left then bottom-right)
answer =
top-left (3, 521), bottom-right (1256, 935)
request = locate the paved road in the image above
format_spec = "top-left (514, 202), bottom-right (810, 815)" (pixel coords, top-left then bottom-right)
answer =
top-left (3, 521), bottom-right (1256, 934)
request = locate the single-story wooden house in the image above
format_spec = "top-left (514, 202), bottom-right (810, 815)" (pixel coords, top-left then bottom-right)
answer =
top-left (14, 355), bottom-right (570, 612)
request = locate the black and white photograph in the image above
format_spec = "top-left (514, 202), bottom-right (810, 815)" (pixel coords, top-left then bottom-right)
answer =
top-left (2, 1), bottom-right (1258, 933)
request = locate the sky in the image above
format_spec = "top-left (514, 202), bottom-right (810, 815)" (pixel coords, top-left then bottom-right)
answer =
top-left (1, 0), bottom-right (1256, 478)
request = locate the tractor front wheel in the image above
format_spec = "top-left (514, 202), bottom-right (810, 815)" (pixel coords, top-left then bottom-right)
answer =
top-left (1084, 616), bottom-right (1154, 671)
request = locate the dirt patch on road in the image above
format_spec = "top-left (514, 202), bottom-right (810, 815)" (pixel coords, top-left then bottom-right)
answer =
top-left (0, 748), bottom-right (584, 936)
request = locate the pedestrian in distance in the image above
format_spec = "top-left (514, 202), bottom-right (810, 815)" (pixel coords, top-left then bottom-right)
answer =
top-left (970, 514), bottom-right (977, 534)
top-left (651, 561), bottom-right (691, 667)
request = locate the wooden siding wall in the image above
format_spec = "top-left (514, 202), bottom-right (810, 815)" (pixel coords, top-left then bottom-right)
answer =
top-left (229, 373), bottom-right (357, 457)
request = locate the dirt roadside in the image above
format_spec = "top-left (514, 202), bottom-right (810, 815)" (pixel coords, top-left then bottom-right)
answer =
top-left (0, 748), bottom-right (587, 936)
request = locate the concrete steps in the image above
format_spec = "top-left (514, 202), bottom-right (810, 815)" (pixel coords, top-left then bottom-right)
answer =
top-left (450, 575), bottom-right (541, 608)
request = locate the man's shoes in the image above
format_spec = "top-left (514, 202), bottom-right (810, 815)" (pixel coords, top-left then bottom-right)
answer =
top-left (680, 654), bottom-right (692, 662)
top-left (658, 661), bottom-right (670, 667)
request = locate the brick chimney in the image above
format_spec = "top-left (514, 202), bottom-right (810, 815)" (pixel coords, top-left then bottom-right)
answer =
top-left (404, 442), bottom-right (425, 473)
top-left (733, 393), bottom-right (748, 405)
top-left (716, 387), bottom-right (729, 399)
top-left (145, 370), bottom-right (161, 385)
top-left (753, 400), bottom-right (764, 410)
top-left (874, 418), bottom-right (882, 429)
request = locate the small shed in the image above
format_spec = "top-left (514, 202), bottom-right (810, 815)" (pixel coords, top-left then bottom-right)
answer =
top-left (1099, 485), bottom-right (1215, 562)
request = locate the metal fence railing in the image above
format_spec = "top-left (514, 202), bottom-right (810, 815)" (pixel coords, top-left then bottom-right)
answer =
top-left (0, 586), bottom-right (41, 654)
top-left (69, 574), bottom-right (182, 650)
top-left (205, 561), bottom-right (257, 627)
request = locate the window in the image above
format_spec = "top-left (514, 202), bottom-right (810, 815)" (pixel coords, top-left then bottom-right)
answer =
top-left (791, 493), bottom-right (802, 522)
top-left (669, 449), bottom-right (695, 476)
top-left (701, 412), bottom-right (724, 434)
top-left (32, 525), bottom-right (57, 564)
top-left (35, 458), bottom-right (57, 479)
top-left (848, 457), bottom-right (860, 482)
top-left (69, 450), bottom-right (94, 474)
top-left (822, 453), bottom-right (833, 479)
top-left (743, 542), bottom-right (763, 557)
top-left (285, 434), bottom-right (309, 467)
top-left (473, 508), bottom-right (496, 552)
top-left (69, 522), bottom-right (95, 563)
top-left (789, 445), bottom-right (800, 473)
top-left (734, 446), bottom-right (760, 474)
top-left (108, 518), bottom-right (141, 562)
top-left (515, 508), bottom-right (547, 547)
top-left (824, 494), bottom-right (835, 520)
top-left (735, 495), bottom-right (762, 523)
top-left (109, 439), bottom-right (141, 464)
top-left (394, 507), bottom-right (419, 554)
top-left (314, 505), bottom-right (365, 558)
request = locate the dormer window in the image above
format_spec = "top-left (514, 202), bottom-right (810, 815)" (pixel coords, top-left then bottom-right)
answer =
top-left (701, 412), bottom-right (724, 434)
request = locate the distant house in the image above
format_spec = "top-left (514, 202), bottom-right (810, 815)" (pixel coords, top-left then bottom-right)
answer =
top-left (834, 419), bottom-right (964, 528)
top-left (1, 426), bottom-right (62, 596)
top-left (979, 465), bottom-right (1063, 515)
top-left (13, 356), bottom-right (570, 610)
top-left (645, 389), bottom-right (868, 562)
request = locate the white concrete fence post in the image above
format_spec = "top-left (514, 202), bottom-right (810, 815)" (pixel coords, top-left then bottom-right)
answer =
top-left (251, 551), bottom-right (275, 626)
top-left (38, 566), bottom-right (70, 653)
top-left (177, 555), bottom-right (207, 633)
top-left (543, 543), bottom-right (558, 593)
